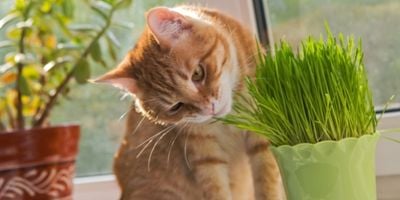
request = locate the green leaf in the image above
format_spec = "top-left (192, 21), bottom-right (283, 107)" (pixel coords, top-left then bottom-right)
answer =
top-left (90, 3), bottom-right (108, 20)
top-left (15, 0), bottom-right (26, 11)
top-left (113, 21), bottom-right (135, 29)
top-left (19, 76), bottom-right (31, 95)
top-left (40, 1), bottom-right (52, 13)
top-left (16, 19), bottom-right (33, 29)
top-left (74, 59), bottom-right (90, 84)
top-left (99, 59), bottom-right (108, 68)
top-left (0, 12), bottom-right (20, 30)
top-left (90, 41), bottom-right (102, 62)
top-left (114, 0), bottom-right (133, 10)
top-left (6, 27), bottom-right (21, 40)
top-left (57, 43), bottom-right (83, 50)
top-left (62, 0), bottom-right (75, 18)
top-left (0, 41), bottom-right (15, 49)
top-left (103, 0), bottom-right (115, 5)
top-left (54, 14), bottom-right (73, 38)
top-left (68, 24), bottom-right (100, 32)
top-left (106, 31), bottom-right (120, 47)
top-left (43, 56), bottom-right (73, 72)
top-left (106, 37), bottom-right (117, 61)
top-left (93, 1), bottom-right (112, 11)
top-left (0, 63), bottom-right (14, 74)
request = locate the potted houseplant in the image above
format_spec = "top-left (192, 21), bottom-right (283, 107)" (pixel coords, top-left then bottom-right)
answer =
top-left (223, 30), bottom-right (379, 200)
top-left (0, 0), bottom-right (131, 199)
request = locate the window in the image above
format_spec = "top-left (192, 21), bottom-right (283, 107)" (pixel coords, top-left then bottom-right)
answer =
top-left (51, 0), bottom-right (184, 176)
top-left (0, 0), bottom-right (183, 177)
top-left (261, 1), bottom-right (400, 195)
top-left (263, 0), bottom-right (400, 110)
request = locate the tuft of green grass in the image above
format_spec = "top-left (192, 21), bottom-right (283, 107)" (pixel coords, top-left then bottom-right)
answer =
top-left (223, 31), bottom-right (377, 146)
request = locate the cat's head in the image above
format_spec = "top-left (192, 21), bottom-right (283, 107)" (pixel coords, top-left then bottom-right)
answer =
top-left (95, 7), bottom-right (239, 124)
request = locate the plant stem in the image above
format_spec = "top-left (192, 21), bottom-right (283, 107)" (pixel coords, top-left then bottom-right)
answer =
top-left (33, 11), bottom-right (115, 127)
top-left (0, 120), bottom-right (5, 132)
top-left (15, 26), bottom-right (27, 130)
top-left (5, 104), bottom-right (14, 129)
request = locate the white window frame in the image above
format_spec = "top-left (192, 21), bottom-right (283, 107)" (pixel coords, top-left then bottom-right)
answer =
top-left (74, 175), bottom-right (120, 199)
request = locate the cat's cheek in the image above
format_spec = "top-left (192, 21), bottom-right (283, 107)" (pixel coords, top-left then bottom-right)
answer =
top-left (216, 79), bottom-right (233, 115)
top-left (215, 98), bottom-right (232, 117)
top-left (185, 115), bottom-right (212, 124)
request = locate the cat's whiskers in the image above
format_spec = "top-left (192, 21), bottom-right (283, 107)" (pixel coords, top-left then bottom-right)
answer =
top-left (147, 123), bottom-right (178, 171)
top-left (135, 138), bottom-right (153, 159)
top-left (167, 121), bottom-right (189, 166)
top-left (135, 125), bottom-right (171, 149)
top-left (119, 105), bottom-right (136, 121)
top-left (131, 115), bottom-right (145, 136)
top-left (184, 127), bottom-right (192, 170)
top-left (135, 124), bottom-right (175, 158)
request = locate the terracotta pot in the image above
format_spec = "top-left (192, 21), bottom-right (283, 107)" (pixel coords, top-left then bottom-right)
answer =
top-left (0, 125), bottom-right (80, 200)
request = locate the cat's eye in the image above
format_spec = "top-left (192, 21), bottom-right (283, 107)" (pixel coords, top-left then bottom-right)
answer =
top-left (169, 102), bottom-right (184, 113)
top-left (192, 64), bottom-right (205, 82)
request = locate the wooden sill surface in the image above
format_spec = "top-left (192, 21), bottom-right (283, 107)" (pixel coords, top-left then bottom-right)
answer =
top-left (73, 175), bottom-right (400, 200)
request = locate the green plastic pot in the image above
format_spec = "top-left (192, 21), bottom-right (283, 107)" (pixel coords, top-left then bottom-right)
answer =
top-left (271, 133), bottom-right (380, 200)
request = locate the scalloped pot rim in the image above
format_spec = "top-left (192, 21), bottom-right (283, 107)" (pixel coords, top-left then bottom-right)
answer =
top-left (0, 124), bottom-right (80, 135)
top-left (271, 132), bottom-right (380, 150)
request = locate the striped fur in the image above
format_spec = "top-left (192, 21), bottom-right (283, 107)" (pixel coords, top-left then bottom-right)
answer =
top-left (100, 6), bottom-right (284, 200)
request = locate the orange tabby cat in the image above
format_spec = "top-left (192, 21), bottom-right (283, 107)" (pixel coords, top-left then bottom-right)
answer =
top-left (96, 6), bottom-right (283, 200)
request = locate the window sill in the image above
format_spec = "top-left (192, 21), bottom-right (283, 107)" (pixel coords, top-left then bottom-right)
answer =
top-left (73, 174), bottom-right (400, 200)
top-left (74, 175), bottom-right (120, 200)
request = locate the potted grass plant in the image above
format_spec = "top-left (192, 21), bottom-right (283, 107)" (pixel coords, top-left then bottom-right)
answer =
top-left (0, 0), bottom-right (131, 199)
top-left (223, 30), bottom-right (379, 200)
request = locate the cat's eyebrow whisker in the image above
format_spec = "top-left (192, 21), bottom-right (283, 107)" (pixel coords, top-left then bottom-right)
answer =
top-left (167, 121), bottom-right (188, 165)
top-left (147, 125), bottom-right (176, 171)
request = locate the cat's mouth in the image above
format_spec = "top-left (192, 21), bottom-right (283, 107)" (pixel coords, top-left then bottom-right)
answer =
top-left (214, 102), bottom-right (231, 117)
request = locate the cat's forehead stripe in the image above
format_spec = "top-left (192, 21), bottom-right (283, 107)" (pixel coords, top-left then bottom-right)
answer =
top-left (153, 86), bottom-right (170, 97)
top-left (158, 95), bottom-right (173, 105)
top-left (176, 70), bottom-right (189, 80)
top-left (220, 38), bottom-right (230, 66)
top-left (165, 69), bottom-right (177, 85)
top-left (200, 36), bottom-right (219, 62)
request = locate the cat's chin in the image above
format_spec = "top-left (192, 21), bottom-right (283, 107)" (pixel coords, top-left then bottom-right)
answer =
top-left (184, 115), bottom-right (214, 124)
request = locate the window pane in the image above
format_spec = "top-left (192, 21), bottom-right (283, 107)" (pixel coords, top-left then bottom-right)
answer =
top-left (53, 0), bottom-right (184, 176)
top-left (0, 0), bottom-right (182, 177)
top-left (265, 0), bottom-right (400, 109)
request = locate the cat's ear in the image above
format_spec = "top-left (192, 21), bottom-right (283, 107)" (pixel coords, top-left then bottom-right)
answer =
top-left (92, 70), bottom-right (138, 94)
top-left (146, 7), bottom-right (192, 47)
top-left (91, 60), bottom-right (139, 94)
